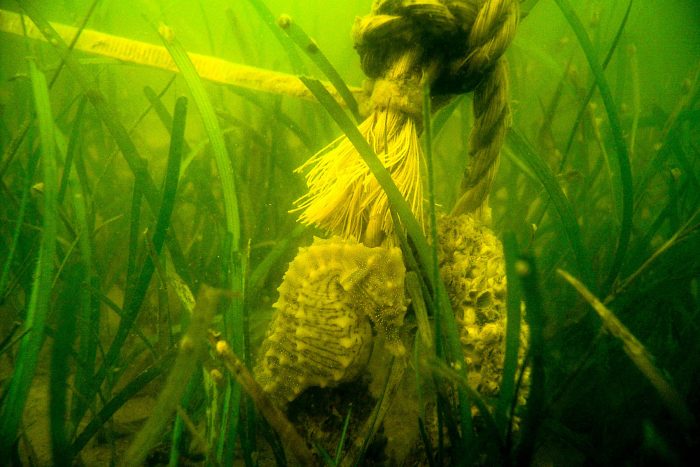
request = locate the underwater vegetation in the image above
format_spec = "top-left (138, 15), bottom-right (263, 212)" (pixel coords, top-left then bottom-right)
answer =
top-left (0, 0), bottom-right (699, 465)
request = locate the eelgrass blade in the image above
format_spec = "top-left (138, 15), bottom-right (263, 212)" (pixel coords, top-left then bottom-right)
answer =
top-left (0, 324), bottom-right (26, 358)
top-left (425, 356), bottom-right (501, 451)
top-left (16, 0), bottom-right (192, 287)
top-left (219, 250), bottom-right (246, 465)
top-left (0, 117), bottom-right (30, 179)
top-left (422, 79), bottom-right (477, 454)
top-left (226, 86), bottom-right (315, 150)
top-left (96, 96), bottom-right (186, 419)
top-left (240, 396), bottom-right (256, 467)
top-left (667, 171), bottom-right (681, 232)
top-left (158, 43), bottom-right (247, 460)
top-left (157, 96), bottom-right (187, 241)
top-left (391, 211), bottom-right (434, 316)
top-left (496, 232), bottom-right (523, 441)
top-left (143, 86), bottom-right (174, 133)
top-left (634, 65), bottom-right (699, 207)
top-left (432, 95), bottom-right (465, 139)
top-left (612, 208), bottom-right (699, 301)
top-left (133, 75), bottom-right (177, 132)
top-left (417, 417), bottom-right (436, 467)
top-left (335, 406), bottom-right (352, 464)
top-left (142, 85), bottom-right (193, 156)
top-left (406, 271), bottom-right (433, 350)
top-left (123, 286), bottom-right (219, 466)
top-left (558, 269), bottom-right (696, 430)
top-left (0, 140), bottom-right (41, 301)
top-left (57, 96), bottom-right (87, 203)
top-left (72, 351), bottom-right (176, 454)
top-left (225, 8), bottom-right (255, 64)
top-left (212, 238), bottom-right (245, 464)
top-left (554, 0), bottom-right (634, 294)
top-left (259, 417), bottom-right (288, 466)
top-left (247, 223), bottom-right (306, 299)
top-left (68, 159), bottom-right (100, 435)
top-left (560, 0), bottom-right (634, 170)
top-left (0, 59), bottom-right (59, 458)
top-left (515, 256), bottom-right (546, 467)
top-left (422, 81), bottom-right (440, 331)
top-left (241, 0), bottom-right (308, 75)
top-left (216, 380), bottom-right (243, 464)
top-left (421, 79), bottom-right (444, 352)
top-left (349, 357), bottom-right (405, 466)
top-left (238, 256), bottom-right (256, 467)
top-left (315, 444), bottom-right (335, 466)
top-left (168, 371), bottom-right (201, 467)
top-left (628, 43), bottom-right (641, 157)
top-left (123, 176), bottom-right (144, 311)
top-left (520, 0), bottom-right (541, 17)
top-left (159, 25), bottom-right (240, 249)
top-left (47, 0), bottom-right (100, 87)
top-left (502, 142), bottom-right (537, 183)
top-left (49, 266), bottom-right (81, 465)
top-left (277, 14), bottom-right (360, 121)
top-left (507, 129), bottom-right (592, 286)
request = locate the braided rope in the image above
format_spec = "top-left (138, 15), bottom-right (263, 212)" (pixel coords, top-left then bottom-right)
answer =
top-left (452, 0), bottom-right (518, 215)
top-left (295, 0), bottom-right (518, 244)
top-left (356, 0), bottom-right (519, 213)
top-left (452, 58), bottom-right (512, 215)
top-left (358, 0), bottom-right (519, 215)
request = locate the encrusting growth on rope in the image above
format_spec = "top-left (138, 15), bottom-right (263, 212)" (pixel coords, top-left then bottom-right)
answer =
top-left (294, 0), bottom-right (519, 247)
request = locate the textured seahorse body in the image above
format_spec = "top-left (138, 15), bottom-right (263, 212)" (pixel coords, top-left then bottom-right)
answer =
top-left (254, 236), bottom-right (406, 406)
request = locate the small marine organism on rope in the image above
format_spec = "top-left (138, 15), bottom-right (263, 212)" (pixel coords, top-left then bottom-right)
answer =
top-left (438, 213), bottom-right (529, 419)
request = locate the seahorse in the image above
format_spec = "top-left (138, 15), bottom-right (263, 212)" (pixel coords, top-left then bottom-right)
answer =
top-left (254, 236), bottom-right (407, 406)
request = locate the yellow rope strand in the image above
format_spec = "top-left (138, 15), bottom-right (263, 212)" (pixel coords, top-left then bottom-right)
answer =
top-left (0, 8), bottom-right (359, 104)
top-left (452, 58), bottom-right (512, 216)
top-left (293, 50), bottom-right (424, 247)
top-left (453, 0), bottom-right (519, 216)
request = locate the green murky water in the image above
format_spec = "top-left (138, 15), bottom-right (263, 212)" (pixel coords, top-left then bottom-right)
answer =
top-left (0, 1), bottom-right (698, 465)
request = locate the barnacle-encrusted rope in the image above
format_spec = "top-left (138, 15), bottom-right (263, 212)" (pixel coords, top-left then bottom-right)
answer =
top-left (294, 0), bottom-right (519, 247)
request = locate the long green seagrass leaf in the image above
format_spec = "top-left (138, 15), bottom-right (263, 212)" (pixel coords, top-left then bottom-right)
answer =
top-left (0, 59), bottom-right (59, 457)
top-left (554, 0), bottom-right (634, 293)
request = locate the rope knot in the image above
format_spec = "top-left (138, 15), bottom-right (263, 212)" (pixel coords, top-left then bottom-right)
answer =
top-left (353, 0), bottom-right (518, 95)
top-left (369, 75), bottom-right (423, 121)
top-left (294, 0), bottom-right (519, 246)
